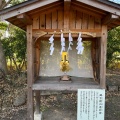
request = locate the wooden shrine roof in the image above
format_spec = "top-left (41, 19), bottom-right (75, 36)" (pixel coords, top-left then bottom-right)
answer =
top-left (0, 0), bottom-right (120, 31)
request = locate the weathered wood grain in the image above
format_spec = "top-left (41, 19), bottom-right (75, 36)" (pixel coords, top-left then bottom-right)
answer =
top-left (32, 77), bottom-right (100, 91)
top-left (33, 16), bottom-right (39, 29)
top-left (40, 14), bottom-right (45, 29)
top-left (58, 10), bottom-right (64, 29)
top-left (88, 15), bottom-right (94, 29)
top-left (76, 11), bottom-right (82, 29)
top-left (27, 25), bottom-right (34, 120)
top-left (52, 11), bottom-right (58, 29)
top-left (82, 13), bottom-right (88, 29)
top-left (46, 13), bottom-right (52, 29)
top-left (69, 10), bottom-right (76, 29)
top-left (100, 25), bottom-right (107, 89)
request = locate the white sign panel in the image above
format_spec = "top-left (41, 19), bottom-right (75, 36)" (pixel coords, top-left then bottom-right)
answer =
top-left (77, 89), bottom-right (105, 120)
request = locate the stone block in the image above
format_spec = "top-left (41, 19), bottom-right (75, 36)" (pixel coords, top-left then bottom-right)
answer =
top-left (13, 92), bottom-right (26, 107)
top-left (34, 112), bottom-right (43, 120)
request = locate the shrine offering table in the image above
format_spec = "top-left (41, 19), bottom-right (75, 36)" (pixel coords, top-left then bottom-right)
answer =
top-left (32, 76), bottom-right (100, 91)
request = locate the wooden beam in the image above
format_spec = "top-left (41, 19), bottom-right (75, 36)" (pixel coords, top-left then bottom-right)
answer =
top-left (29, 1), bottom-right (63, 17)
top-left (100, 25), bottom-right (107, 89)
top-left (32, 77), bottom-right (100, 91)
top-left (0, 0), bottom-right (59, 21)
top-left (73, 1), bottom-right (106, 15)
top-left (27, 25), bottom-right (34, 120)
top-left (40, 34), bottom-right (100, 38)
top-left (102, 14), bottom-right (119, 25)
top-left (33, 31), bottom-right (47, 40)
top-left (17, 13), bottom-right (32, 25)
top-left (33, 29), bottom-right (102, 32)
top-left (47, 31), bottom-right (96, 37)
top-left (38, 37), bottom-right (96, 41)
top-left (71, 6), bottom-right (102, 19)
top-left (76, 0), bottom-right (120, 16)
top-left (64, 0), bottom-right (71, 31)
top-left (31, 6), bottom-right (62, 18)
top-left (33, 29), bottom-right (102, 38)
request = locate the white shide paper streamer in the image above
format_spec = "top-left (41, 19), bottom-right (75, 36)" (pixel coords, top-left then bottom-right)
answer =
top-left (60, 30), bottom-right (65, 54)
top-left (49, 34), bottom-right (54, 55)
top-left (76, 32), bottom-right (84, 54)
top-left (67, 32), bottom-right (73, 52)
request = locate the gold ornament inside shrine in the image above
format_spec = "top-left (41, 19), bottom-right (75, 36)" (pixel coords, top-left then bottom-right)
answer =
top-left (60, 52), bottom-right (71, 81)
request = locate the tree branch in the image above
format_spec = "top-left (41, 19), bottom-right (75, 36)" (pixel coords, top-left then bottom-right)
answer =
top-left (0, 0), bottom-right (12, 10)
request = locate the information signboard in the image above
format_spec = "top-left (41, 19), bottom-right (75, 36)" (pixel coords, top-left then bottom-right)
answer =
top-left (77, 89), bottom-right (105, 120)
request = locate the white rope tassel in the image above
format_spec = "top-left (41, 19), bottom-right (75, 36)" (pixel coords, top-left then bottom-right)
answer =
top-left (67, 32), bottom-right (73, 52)
top-left (49, 34), bottom-right (54, 55)
top-left (76, 32), bottom-right (84, 54)
top-left (60, 30), bottom-right (65, 54)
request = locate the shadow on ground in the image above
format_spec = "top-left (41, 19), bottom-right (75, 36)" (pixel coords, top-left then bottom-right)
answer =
top-left (0, 69), bottom-right (120, 120)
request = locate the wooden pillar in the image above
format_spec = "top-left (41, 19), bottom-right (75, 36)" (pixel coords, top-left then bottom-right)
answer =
top-left (91, 40), bottom-right (96, 80)
top-left (100, 25), bottom-right (107, 89)
top-left (35, 90), bottom-right (40, 114)
top-left (35, 40), bottom-right (40, 76)
top-left (35, 40), bottom-right (40, 115)
top-left (96, 38), bottom-right (100, 82)
top-left (27, 25), bottom-right (34, 120)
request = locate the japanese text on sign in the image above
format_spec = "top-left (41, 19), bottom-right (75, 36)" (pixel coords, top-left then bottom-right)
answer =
top-left (77, 89), bottom-right (105, 120)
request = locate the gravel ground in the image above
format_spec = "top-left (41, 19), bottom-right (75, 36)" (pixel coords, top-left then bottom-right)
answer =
top-left (0, 69), bottom-right (120, 120)
top-left (0, 92), bottom-right (120, 120)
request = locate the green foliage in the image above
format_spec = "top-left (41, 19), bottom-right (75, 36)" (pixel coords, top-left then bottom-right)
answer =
top-left (0, 22), bottom-right (8, 37)
top-left (0, 0), bottom-right (27, 72)
top-left (8, 0), bottom-right (27, 6)
top-left (1, 24), bottom-right (26, 71)
top-left (107, 26), bottom-right (120, 67)
top-left (0, 22), bottom-right (8, 30)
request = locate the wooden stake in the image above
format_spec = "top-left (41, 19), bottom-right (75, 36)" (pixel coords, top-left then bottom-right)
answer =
top-left (27, 25), bottom-right (34, 120)
top-left (35, 90), bottom-right (40, 114)
top-left (100, 25), bottom-right (107, 89)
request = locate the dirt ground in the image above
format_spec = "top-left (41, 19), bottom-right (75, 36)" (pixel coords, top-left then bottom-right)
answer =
top-left (0, 69), bottom-right (120, 120)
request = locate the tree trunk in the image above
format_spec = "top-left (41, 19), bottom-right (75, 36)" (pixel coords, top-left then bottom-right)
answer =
top-left (0, 41), bottom-right (8, 74)
top-left (0, 1), bottom-right (11, 75)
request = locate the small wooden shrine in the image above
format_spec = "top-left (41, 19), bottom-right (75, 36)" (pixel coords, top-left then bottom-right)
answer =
top-left (0, 0), bottom-right (120, 120)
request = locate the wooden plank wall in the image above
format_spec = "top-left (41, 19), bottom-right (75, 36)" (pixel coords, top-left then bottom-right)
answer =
top-left (32, 8), bottom-right (102, 79)
top-left (32, 8), bottom-right (102, 84)
top-left (32, 9), bottom-right (102, 30)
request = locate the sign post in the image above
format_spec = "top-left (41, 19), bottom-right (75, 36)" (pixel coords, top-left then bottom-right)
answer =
top-left (77, 89), bottom-right (105, 120)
